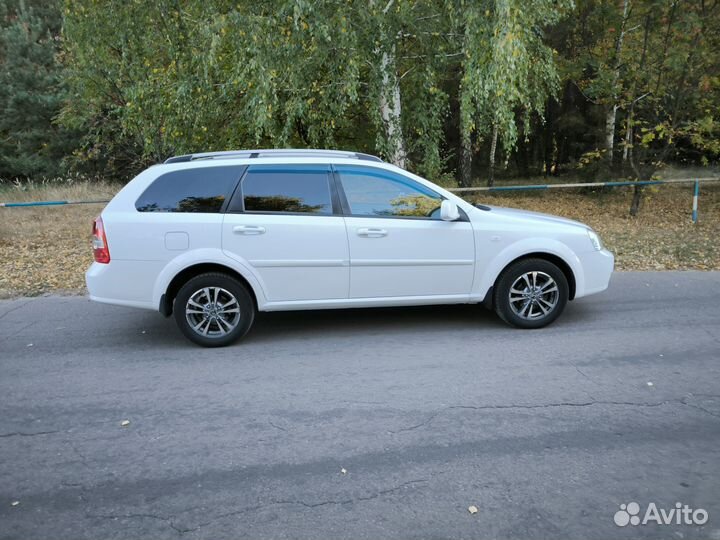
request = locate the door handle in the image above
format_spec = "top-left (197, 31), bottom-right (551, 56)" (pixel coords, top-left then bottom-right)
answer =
top-left (233, 225), bottom-right (266, 235)
top-left (357, 227), bottom-right (387, 238)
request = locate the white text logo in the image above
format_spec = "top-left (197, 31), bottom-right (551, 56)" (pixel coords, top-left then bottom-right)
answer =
top-left (614, 502), bottom-right (708, 527)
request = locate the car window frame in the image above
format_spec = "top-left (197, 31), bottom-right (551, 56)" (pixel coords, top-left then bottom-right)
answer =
top-left (135, 165), bottom-right (247, 214)
top-left (225, 164), bottom-right (343, 217)
top-left (331, 164), bottom-right (468, 222)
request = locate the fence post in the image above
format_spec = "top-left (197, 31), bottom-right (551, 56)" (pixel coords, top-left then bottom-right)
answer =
top-left (692, 180), bottom-right (699, 223)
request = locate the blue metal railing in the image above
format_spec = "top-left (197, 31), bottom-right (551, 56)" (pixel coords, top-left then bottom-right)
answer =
top-left (449, 177), bottom-right (719, 223)
top-left (0, 199), bottom-right (110, 207)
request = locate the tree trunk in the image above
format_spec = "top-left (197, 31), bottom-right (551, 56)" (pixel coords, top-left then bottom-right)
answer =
top-left (604, 0), bottom-right (630, 172)
top-left (515, 136), bottom-right (530, 178)
top-left (379, 47), bottom-right (406, 168)
top-left (459, 132), bottom-right (472, 187)
top-left (604, 103), bottom-right (617, 169)
top-left (621, 106), bottom-right (634, 176)
top-left (625, 12), bottom-right (653, 215)
top-left (487, 124), bottom-right (498, 187)
top-left (556, 83), bottom-right (573, 170)
top-left (541, 98), bottom-right (554, 177)
top-left (629, 185), bottom-right (644, 216)
top-left (373, 0), bottom-right (406, 169)
top-left (622, 112), bottom-right (631, 163)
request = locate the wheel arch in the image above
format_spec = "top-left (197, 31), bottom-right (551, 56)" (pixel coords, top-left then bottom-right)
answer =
top-left (483, 251), bottom-right (577, 308)
top-left (160, 263), bottom-right (259, 316)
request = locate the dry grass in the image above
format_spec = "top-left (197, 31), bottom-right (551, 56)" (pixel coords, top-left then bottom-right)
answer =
top-left (0, 179), bottom-right (718, 298)
top-left (0, 179), bottom-right (118, 297)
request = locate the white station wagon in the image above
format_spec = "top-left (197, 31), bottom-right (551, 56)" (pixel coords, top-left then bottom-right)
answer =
top-left (86, 149), bottom-right (614, 347)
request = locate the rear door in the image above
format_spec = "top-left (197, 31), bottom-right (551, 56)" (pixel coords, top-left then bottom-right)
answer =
top-left (335, 165), bottom-right (475, 299)
top-left (222, 164), bottom-right (349, 303)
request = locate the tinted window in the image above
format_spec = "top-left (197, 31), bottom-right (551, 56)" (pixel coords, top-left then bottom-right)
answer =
top-left (230, 165), bottom-right (333, 214)
top-left (136, 166), bottom-right (242, 213)
top-left (336, 166), bottom-right (442, 219)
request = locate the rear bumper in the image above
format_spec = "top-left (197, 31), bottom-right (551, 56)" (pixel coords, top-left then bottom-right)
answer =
top-left (576, 249), bottom-right (614, 298)
top-left (86, 261), bottom-right (162, 311)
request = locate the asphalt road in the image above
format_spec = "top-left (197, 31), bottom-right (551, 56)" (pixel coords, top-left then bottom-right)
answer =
top-left (1, 271), bottom-right (719, 540)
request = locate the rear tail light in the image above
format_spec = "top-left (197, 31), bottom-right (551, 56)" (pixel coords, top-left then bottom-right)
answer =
top-left (92, 215), bottom-right (111, 264)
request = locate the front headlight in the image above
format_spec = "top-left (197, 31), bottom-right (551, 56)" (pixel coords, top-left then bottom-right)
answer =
top-left (587, 228), bottom-right (602, 251)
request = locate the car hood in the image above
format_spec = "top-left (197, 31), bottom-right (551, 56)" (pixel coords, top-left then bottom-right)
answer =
top-left (479, 205), bottom-right (587, 229)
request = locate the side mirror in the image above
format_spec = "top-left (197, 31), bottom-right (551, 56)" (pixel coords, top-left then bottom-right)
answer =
top-left (440, 199), bottom-right (460, 221)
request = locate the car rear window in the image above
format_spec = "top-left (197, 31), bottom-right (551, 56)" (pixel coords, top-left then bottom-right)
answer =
top-left (227, 165), bottom-right (333, 215)
top-left (135, 166), bottom-right (243, 213)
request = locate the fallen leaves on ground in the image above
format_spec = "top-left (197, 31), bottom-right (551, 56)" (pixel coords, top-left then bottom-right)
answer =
top-left (0, 204), bottom-right (97, 297)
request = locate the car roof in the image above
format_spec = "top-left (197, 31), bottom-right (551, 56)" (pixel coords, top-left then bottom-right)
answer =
top-left (164, 149), bottom-right (383, 164)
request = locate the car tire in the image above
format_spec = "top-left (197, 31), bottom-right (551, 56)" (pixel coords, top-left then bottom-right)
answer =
top-left (493, 258), bottom-right (569, 329)
top-left (173, 273), bottom-right (255, 347)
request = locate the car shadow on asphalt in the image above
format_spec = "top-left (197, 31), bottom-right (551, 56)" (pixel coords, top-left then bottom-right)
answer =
top-left (122, 303), bottom-right (503, 347)
top-left (245, 300), bottom-right (600, 345)
top-left (108, 300), bottom-right (596, 349)
top-left (248, 304), bottom-right (504, 343)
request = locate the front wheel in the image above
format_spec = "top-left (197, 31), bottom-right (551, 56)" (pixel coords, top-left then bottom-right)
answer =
top-left (173, 273), bottom-right (255, 347)
top-left (493, 259), bottom-right (569, 329)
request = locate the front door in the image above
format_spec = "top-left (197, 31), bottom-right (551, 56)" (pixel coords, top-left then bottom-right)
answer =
top-left (335, 165), bottom-right (475, 299)
top-left (222, 164), bottom-right (349, 302)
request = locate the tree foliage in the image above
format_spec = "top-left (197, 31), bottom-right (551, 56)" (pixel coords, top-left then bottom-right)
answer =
top-left (60, 0), bottom-right (573, 183)
top-left (456, 0), bottom-right (571, 181)
top-left (3, 0), bottom-right (718, 203)
top-left (555, 0), bottom-right (720, 211)
top-left (0, 0), bottom-right (78, 179)
top-left (61, 0), bottom-right (454, 179)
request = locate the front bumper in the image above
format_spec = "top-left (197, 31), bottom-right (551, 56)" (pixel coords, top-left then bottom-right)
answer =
top-left (577, 248), bottom-right (614, 298)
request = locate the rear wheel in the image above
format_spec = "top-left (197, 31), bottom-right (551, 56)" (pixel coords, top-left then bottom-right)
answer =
top-left (173, 273), bottom-right (255, 347)
top-left (493, 258), bottom-right (569, 329)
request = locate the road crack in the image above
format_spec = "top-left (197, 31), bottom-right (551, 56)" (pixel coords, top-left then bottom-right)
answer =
top-left (172, 479), bottom-right (429, 533)
top-left (67, 439), bottom-right (91, 468)
top-left (86, 512), bottom-right (191, 535)
top-left (389, 400), bottom-right (679, 434)
top-left (0, 300), bottom-right (31, 321)
top-left (680, 397), bottom-right (720, 419)
top-left (272, 479), bottom-right (428, 508)
top-left (268, 421), bottom-right (288, 432)
top-left (0, 429), bottom-right (61, 438)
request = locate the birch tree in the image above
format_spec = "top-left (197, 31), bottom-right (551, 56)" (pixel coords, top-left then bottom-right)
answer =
top-left (603, 0), bottom-right (630, 170)
top-left (454, 0), bottom-right (571, 186)
top-left (374, 0), bottom-right (407, 167)
top-left (62, 0), bottom-right (450, 176)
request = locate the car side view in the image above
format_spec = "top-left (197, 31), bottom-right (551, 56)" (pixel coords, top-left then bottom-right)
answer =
top-left (86, 149), bottom-right (614, 347)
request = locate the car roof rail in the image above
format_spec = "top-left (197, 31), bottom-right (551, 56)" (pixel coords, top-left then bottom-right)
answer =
top-left (164, 149), bottom-right (384, 164)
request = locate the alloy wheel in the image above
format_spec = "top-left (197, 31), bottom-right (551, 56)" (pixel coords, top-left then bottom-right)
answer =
top-left (185, 286), bottom-right (241, 337)
top-left (508, 271), bottom-right (559, 320)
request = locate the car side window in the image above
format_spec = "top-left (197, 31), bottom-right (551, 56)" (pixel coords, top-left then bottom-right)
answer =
top-left (336, 166), bottom-right (442, 219)
top-left (228, 165), bottom-right (334, 215)
top-left (135, 166), bottom-right (242, 213)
